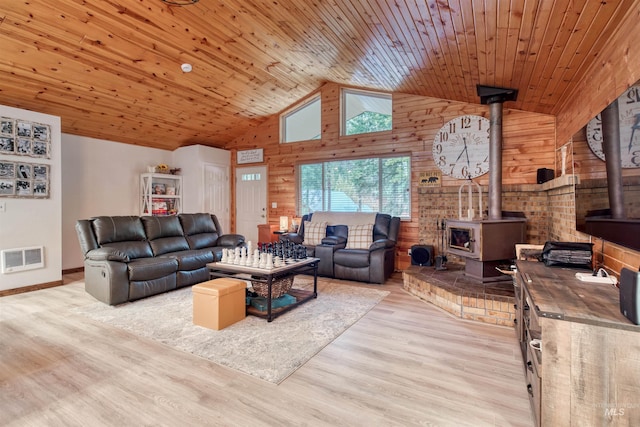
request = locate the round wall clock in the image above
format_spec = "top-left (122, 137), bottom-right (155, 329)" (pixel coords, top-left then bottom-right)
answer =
top-left (433, 114), bottom-right (490, 179)
top-left (586, 83), bottom-right (640, 168)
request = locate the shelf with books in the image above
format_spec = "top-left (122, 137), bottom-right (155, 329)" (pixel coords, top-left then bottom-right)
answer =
top-left (140, 173), bottom-right (182, 216)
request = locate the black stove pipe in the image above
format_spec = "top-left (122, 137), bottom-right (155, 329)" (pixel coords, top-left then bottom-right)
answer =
top-left (600, 100), bottom-right (626, 219)
top-left (477, 85), bottom-right (518, 221)
top-left (488, 102), bottom-right (503, 220)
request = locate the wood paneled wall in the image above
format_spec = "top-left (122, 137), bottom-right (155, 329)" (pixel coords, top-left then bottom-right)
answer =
top-left (226, 82), bottom-right (555, 269)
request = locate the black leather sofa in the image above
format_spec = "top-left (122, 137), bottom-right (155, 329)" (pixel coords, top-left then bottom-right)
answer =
top-left (281, 212), bottom-right (400, 284)
top-left (75, 213), bottom-right (245, 305)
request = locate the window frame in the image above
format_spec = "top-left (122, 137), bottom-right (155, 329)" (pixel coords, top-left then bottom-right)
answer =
top-left (296, 154), bottom-right (411, 220)
top-left (280, 94), bottom-right (321, 143)
top-left (341, 88), bottom-right (393, 137)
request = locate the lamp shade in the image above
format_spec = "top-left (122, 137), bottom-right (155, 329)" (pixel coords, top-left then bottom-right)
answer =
top-left (279, 216), bottom-right (289, 231)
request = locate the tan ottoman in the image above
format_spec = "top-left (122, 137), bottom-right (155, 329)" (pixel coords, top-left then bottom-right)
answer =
top-left (192, 278), bottom-right (246, 330)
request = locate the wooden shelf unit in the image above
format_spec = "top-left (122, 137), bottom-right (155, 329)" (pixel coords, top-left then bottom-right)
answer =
top-left (515, 261), bottom-right (640, 426)
top-left (140, 173), bottom-right (182, 216)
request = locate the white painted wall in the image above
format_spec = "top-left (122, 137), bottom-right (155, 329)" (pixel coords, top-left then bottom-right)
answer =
top-left (61, 134), bottom-right (172, 271)
top-left (3, 125), bottom-right (232, 285)
top-left (62, 138), bottom-right (231, 272)
top-left (173, 145), bottom-right (230, 214)
top-left (0, 105), bottom-right (61, 291)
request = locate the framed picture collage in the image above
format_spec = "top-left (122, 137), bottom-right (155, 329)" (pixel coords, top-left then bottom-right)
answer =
top-left (0, 117), bottom-right (51, 198)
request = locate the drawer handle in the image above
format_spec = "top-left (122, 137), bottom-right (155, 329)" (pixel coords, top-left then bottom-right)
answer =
top-left (527, 384), bottom-right (534, 397)
top-left (527, 361), bottom-right (533, 372)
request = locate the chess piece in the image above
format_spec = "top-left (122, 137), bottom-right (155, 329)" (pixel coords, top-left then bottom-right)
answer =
top-left (259, 253), bottom-right (267, 269)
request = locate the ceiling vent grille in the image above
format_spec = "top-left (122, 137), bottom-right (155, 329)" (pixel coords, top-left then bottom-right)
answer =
top-left (1, 246), bottom-right (44, 274)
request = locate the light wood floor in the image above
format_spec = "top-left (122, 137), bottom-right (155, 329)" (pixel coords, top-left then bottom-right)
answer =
top-left (0, 272), bottom-right (533, 427)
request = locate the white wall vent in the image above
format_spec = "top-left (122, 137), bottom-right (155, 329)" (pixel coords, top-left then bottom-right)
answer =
top-left (1, 246), bottom-right (44, 274)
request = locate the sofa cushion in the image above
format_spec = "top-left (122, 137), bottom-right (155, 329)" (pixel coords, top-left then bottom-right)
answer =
top-left (142, 216), bottom-right (184, 240)
top-left (127, 257), bottom-right (178, 281)
top-left (179, 213), bottom-right (220, 249)
top-left (160, 249), bottom-right (214, 270)
top-left (93, 216), bottom-right (146, 244)
top-left (345, 224), bottom-right (374, 249)
top-left (101, 241), bottom-right (153, 260)
top-left (310, 211), bottom-right (377, 226)
top-left (303, 221), bottom-right (327, 246)
top-left (334, 249), bottom-right (370, 268)
top-left (141, 216), bottom-right (190, 256)
top-left (180, 213), bottom-right (218, 234)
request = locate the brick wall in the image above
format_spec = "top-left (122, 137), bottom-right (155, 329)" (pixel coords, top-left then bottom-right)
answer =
top-left (418, 178), bottom-right (640, 278)
top-left (418, 183), bottom-right (556, 248)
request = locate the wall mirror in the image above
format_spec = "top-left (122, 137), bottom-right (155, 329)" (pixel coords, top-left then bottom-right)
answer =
top-left (573, 82), bottom-right (640, 252)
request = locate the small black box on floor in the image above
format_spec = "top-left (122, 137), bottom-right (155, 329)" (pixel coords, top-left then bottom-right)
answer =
top-left (537, 168), bottom-right (554, 184)
top-left (411, 245), bottom-right (434, 266)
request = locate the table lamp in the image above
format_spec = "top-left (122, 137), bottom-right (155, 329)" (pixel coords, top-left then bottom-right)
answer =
top-left (279, 216), bottom-right (289, 232)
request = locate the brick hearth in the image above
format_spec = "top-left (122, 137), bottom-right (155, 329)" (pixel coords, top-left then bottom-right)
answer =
top-left (403, 264), bottom-right (515, 326)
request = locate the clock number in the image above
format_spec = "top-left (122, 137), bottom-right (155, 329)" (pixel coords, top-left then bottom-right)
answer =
top-left (437, 155), bottom-right (446, 167)
top-left (626, 87), bottom-right (640, 105)
top-left (460, 116), bottom-right (471, 129)
top-left (448, 164), bottom-right (467, 177)
top-left (438, 131), bottom-right (449, 143)
top-left (448, 122), bottom-right (456, 133)
top-left (632, 150), bottom-right (640, 167)
top-left (590, 123), bottom-right (603, 142)
top-left (433, 143), bottom-right (442, 155)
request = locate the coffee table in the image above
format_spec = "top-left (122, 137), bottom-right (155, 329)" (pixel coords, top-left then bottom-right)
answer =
top-left (207, 257), bottom-right (319, 322)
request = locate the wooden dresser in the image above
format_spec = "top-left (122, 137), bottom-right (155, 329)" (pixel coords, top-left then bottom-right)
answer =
top-left (515, 261), bottom-right (640, 426)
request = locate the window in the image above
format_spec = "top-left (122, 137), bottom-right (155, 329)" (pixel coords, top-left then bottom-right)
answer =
top-left (297, 155), bottom-right (410, 219)
top-left (342, 89), bottom-right (392, 136)
top-left (240, 172), bottom-right (261, 181)
top-left (281, 96), bottom-right (321, 143)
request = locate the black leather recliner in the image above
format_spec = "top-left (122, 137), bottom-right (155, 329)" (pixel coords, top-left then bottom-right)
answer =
top-left (282, 212), bottom-right (400, 284)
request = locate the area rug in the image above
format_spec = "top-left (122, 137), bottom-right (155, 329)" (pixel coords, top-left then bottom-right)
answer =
top-left (73, 279), bottom-right (388, 384)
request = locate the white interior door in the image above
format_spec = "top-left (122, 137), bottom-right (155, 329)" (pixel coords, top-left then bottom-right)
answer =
top-left (235, 165), bottom-right (267, 242)
top-left (204, 163), bottom-right (230, 233)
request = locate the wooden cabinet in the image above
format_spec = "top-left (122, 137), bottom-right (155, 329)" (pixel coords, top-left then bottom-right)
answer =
top-left (140, 173), bottom-right (182, 216)
top-left (257, 224), bottom-right (280, 243)
top-left (515, 261), bottom-right (640, 426)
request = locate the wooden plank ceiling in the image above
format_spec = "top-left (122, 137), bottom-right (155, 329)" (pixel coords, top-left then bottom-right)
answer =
top-left (0, 0), bottom-right (637, 150)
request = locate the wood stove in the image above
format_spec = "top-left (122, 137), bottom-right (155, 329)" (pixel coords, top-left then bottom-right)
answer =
top-left (446, 218), bottom-right (526, 282)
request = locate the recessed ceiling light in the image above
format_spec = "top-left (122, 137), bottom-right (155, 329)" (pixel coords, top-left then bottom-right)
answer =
top-left (181, 63), bottom-right (192, 73)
